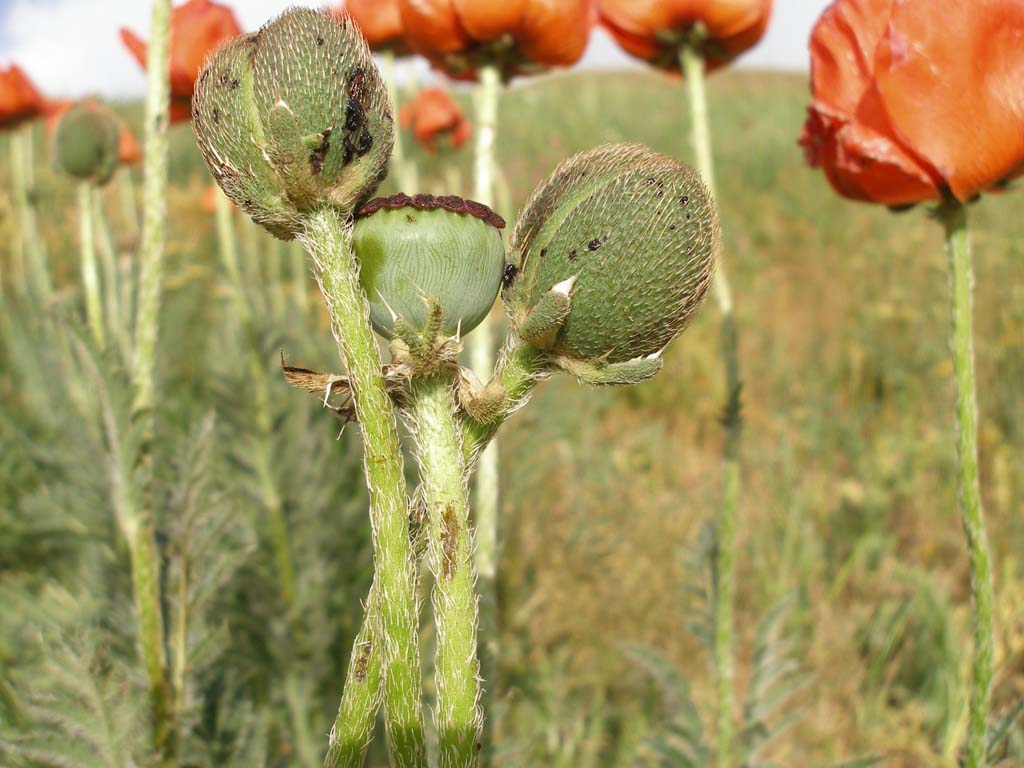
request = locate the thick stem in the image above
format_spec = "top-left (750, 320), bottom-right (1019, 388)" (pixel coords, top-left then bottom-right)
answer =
top-left (77, 183), bottom-right (106, 349)
top-left (470, 63), bottom-right (502, 746)
top-left (408, 373), bottom-right (482, 768)
top-left (325, 585), bottom-right (384, 768)
top-left (301, 206), bottom-right (426, 768)
top-left (128, 1), bottom-right (175, 763)
top-left (682, 44), bottom-right (740, 768)
top-left (939, 201), bottom-right (994, 768)
top-left (214, 189), bottom-right (298, 614)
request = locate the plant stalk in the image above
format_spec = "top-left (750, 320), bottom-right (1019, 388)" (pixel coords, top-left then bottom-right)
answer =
top-left (128, 0), bottom-right (175, 763)
top-left (10, 127), bottom-right (51, 300)
top-left (408, 372), bottom-right (482, 768)
top-left (938, 200), bottom-right (994, 768)
top-left (301, 206), bottom-right (426, 768)
top-left (93, 187), bottom-right (128, 359)
top-left (681, 43), bottom-right (740, 768)
top-left (470, 62), bottom-right (502, 745)
top-left (325, 585), bottom-right (384, 768)
top-left (77, 183), bottom-right (106, 349)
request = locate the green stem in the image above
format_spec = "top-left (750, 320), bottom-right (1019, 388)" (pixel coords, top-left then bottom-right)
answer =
top-left (10, 127), bottom-right (51, 300)
top-left (128, 0), bottom-right (175, 763)
top-left (409, 373), bottom-right (482, 768)
top-left (301, 206), bottom-right (426, 768)
top-left (118, 167), bottom-right (141, 243)
top-left (77, 183), bottom-right (106, 349)
top-left (938, 200), bottom-right (994, 768)
top-left (470, 63), bottom-right (502, 747)
top-left (681, 43), bottom-right (740, 768)
top-left (324, 585), bottom-right (384, 768)
top-left (214, 189), bottom-right (298, 614)
top-left (93, 187), bottom-right (127, 359)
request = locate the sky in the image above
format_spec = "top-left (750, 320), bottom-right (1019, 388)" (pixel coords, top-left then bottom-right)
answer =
top-left (0, 0), bottom-right (832, 99)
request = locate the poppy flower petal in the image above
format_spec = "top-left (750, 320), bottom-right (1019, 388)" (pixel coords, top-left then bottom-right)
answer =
top-left (875, 0), bottom-right (1024, 201)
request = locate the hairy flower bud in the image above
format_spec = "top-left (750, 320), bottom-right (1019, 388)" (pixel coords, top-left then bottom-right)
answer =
top-left (354, 194), bottom-right (506, 341)
top-left (504, 143), bottom-right (718, 385)
top-left (192, 8), bottom-right (394, 239)
top-left (52, 100), bottom-right (121, 186)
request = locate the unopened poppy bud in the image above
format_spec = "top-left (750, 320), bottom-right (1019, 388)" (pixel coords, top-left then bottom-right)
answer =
top-left (504, 143), bottom-right (718, 385)
top-left (52, 100), bottom-right (121, 186)
top-left (192, 8), bottom-right (394, 239)
top-left (353, 193), bottom-right (506, 342)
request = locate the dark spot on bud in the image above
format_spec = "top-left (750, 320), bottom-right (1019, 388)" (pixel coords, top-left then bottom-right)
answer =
top-left (355, 640), bottom-right (372, 682)
top-left (569, 249), bottom-right (578, 261)
top-left (540, 248), bottom-right (548, 259)
top-left (405, 214), bottom-right (414, 223)
top-left (588, 239), bottom-right (601, 251)
top-left (669, 224), bottom-right (677, 230)
top-left (316, 35), bottom-right (324, 46)
top-left (309, 129), bottom-right (331, 175)
top-left (503, 263), bottom-right (518, 288)
top-left (244, 199), bottom-right (253, 207)
top-left (212, 108), bottom-right (220, 125)
top-left (680, 195), bottom-right (689, 205)
top-left (230, 78), bottom-right (239, 90)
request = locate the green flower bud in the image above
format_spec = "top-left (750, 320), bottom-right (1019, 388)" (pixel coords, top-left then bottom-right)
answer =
top-left (504, 143), bottom-right (718, 385)
top-left (353, 194), bottom-right (506, 342)
top-left (52, 100), bottom-right (120, 186)
top-left (192, 8), bottom-right (394, 240)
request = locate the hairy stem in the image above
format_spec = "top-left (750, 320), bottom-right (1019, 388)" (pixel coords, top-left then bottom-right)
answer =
top-left (77, 183), bottom-right (106, 349)
top-left (409, 373), bottom-right (482, 768)
top-left (470, 64), bottom-right (502, 744)
top-left (324, 585), bottom-right (384, 768)
top-left (938, 201), bottom-right (994, 768)
top-left (682, 44), bottom-right (740, 768)
top-left (301, 206), bottom-right (426, 768)
top-left (93, 187), bottom-right (129, 360)
top-left (128, 1), bottom-right (175, 763)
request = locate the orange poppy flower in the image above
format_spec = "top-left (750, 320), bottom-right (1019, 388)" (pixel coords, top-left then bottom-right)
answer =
top-left (0, 64), bottom-right (48, 131)
top-left (337, 0), bottom-right (409, 54)
top-left (46, 99), bottom-right (143, 167)
top-left (398, 0), bottom-right (593, 80)
top-left (120, 0), bottom-right (242, 124)
top-left (598, 0), bottom-right (772, 73)
top-left (800, 0), bottom-right (1024, 205)
top-left (399, 87), bottom-right (472, 152)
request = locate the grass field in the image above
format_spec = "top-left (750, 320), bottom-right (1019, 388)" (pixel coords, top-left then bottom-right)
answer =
top-left (1, 69), bottom-right (1022, 766)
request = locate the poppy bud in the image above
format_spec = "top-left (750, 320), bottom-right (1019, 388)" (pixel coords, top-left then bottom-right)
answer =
top-left (192, 8), bottom-right (394, 239)
top-left (353, 194), bottom-right (506, 347)
top-left (52, 100), bottom-right (121, 186)
top-left (504, 143), bottom-right (718, 385)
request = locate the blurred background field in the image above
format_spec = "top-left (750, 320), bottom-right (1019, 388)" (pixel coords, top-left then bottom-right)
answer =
top-left (1, 69), bottom-right (1022, 766)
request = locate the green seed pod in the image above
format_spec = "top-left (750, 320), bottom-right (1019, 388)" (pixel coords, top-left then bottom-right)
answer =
top-left (52, 100), bottom-right (120, 186)
top-left (353, 194), bottom-right (506, 342)
top-left (504, 143), bottom-right (718, 385)
top-left (192, 8), bottom-right (394, 240)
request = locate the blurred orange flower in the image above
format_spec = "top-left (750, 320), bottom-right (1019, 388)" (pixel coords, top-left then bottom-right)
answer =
top-left (598, 0), bottom-right (771, 73)
top-left (800, 0), bottom-right (1024, 205)
top-left (398, 0), bottom-right (593, 80)
top-left (120, 0), bottom-right (242, 124)
top-left (399, 87), bottom-right (472, 152)
top-left (45, 99), bottom-right (141, 167)
top-left (337, 0), bottom-right (409, 54)
top-left (0, 64), bottom-right (48, 131)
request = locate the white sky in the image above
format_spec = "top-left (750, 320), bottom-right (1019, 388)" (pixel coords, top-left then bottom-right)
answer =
top-left (0, 0), bottom-right (832, 100)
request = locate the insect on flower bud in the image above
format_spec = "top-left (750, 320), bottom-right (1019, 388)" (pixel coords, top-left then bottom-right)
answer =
top-left (52, 100), bottom-right (121, 186)
top-left (192, 7), bottom-right (394, 239)
top-left (504, 143), bottom-right (719, 386)
top-left (353, 193), bottom-right (506, 342)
